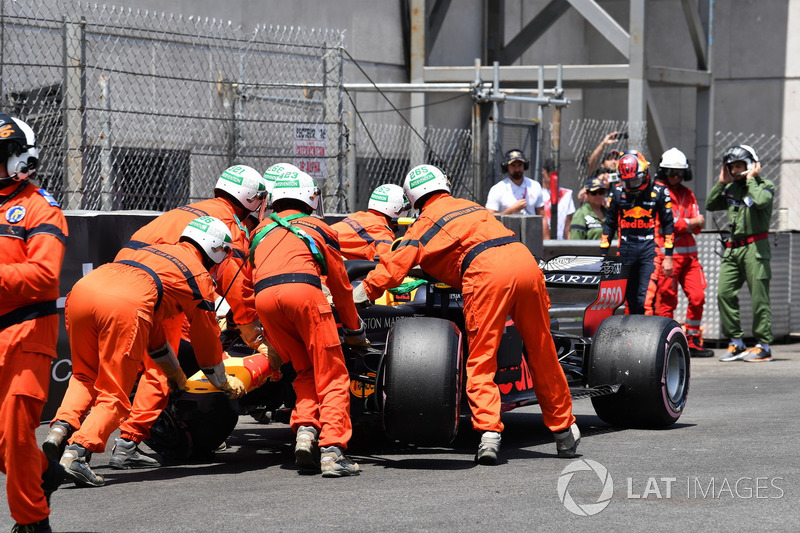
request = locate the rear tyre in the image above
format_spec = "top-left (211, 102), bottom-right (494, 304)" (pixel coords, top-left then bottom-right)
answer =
top-left (380, 317), bottom-right (462, 445)
top-left (588, 315), bottom-right (690, 428)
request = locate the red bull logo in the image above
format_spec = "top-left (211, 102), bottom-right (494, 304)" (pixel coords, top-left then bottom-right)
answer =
top-left (623, 206), bottom-right (651, 219)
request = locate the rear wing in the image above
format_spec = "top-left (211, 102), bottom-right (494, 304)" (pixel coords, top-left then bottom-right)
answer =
top-left (539, 255), bottom-right (629, 338)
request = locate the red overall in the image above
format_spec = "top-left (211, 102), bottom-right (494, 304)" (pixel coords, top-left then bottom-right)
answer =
top-left (251, 210), bottom-right (361, 448)
top-left (115, 198), bottom-right (254, 443)
top-left (55, 242), bottom-right (223, 453)
top-left (331, 210), bottom-right (395, 260)
top-left (654, 181), bottom-right (707, 342)
top-left (362, 193), bottom-right (574, 434)
top-left (0, 182), bottom-right (68, 525)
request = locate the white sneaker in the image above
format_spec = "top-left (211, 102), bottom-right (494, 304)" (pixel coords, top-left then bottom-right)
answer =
top-left (554, 423), bottom-right (581, 458)
top-left (475, 431), bottom-right (501, 465)
top-left (294, 426), bottom-right (319, 473)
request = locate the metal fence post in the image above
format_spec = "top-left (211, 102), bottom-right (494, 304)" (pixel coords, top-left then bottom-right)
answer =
top-left (62, 15), bottom-right (85, 210)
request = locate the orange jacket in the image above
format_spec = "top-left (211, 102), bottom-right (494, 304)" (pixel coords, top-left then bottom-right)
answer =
top-left (118, 197), bottom-right (256, 325)
top-left (362, 192), bottom-right (516, 297)
top-left (250, 209), bottom-right (360, 330)
top-left (0, 181), bottom-right (68, 356)
top-left (331, 210), bottom-right (395, 260)
top-left (654, 180), bottom-right (701, 255)
top-left (113, 241), bottom-right (223, 367)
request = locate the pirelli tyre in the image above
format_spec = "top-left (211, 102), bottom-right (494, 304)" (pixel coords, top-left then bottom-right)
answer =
top-left (380, 317), bottom-right (463, 445)
top-left (588, 315), bottom-right (690, 428)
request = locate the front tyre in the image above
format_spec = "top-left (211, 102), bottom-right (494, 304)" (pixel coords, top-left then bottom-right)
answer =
top-left (380, 317), bottom-right (463, 445)
top-left (588, 315), bottom-right (690, 428)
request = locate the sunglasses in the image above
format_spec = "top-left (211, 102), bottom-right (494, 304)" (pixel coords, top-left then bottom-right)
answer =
top-left (665, 169), bottom-right (685, 178)
top-left (588, 189), bottom-right (607, 196)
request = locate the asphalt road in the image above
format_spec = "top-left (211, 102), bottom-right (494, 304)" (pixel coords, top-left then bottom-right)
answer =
top-left (3, 342), bottom-right (799, 532)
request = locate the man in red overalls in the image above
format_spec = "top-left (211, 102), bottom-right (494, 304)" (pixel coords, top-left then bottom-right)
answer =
top-left (332, 184), bottom-right (410, 260)
top-left (354, 164), bottom-right (578, 465)
top-left (0, 114), bottom-right (67, 533)
top-left (250, 170), bottom-right (369, 477)
top-left (653, 148), bottom-right (713, 357)
top-left (42, 166), bottom-right (268, 470)
top-left (51, 216), bottom-right (245, 488)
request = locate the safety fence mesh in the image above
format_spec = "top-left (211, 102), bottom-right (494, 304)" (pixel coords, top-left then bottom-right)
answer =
top-left (1, 0), bottom-right (476, 214)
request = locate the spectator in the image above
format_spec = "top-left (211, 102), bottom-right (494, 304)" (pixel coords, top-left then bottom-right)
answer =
top-left (355, 164), bottom-right (580, 465)
top-left (600, 150), bottom-right (674, 315)
top-left (0, 114), bottom-right (67, 533)
top-left (541, 158), bottom-right (576, 240)
top-left (587, 130), bottom-right (624, 177)
top-left (570, 176), bottom-right (607, 240)
top-left (652, 148), bottom-right (713, 357)
top-left (332, 184), bottom-right (411, 260)
top-left (486, 149), bottom-right (544, 218)
top-left (708, 145), bottom-right (775, 362)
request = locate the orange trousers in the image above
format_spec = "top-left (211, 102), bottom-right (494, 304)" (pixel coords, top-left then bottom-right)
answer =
top-left (58, 267), bottom-right (155, 452)
top-left (0, 335), bottom-right (51, 525)
top-left (255, 282), bottom-right (352, 448)
top-left (462, 244), bottom-right (575, 434)
top-left (118, 315), bottom-right (184, 443)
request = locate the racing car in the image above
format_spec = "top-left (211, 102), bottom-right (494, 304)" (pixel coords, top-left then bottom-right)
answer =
top-left (145, 255), bottom-right (690, 460)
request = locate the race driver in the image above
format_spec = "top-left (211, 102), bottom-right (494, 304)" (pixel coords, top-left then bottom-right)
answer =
top-left (249, 170), bottom-right (368, 477)
top-left (0, 114), bottom-right (68, 533)
top-left (331, 183), bottom-right (411, 260)
top-left (354, 164), bottom-right (579, 465)
top-left (601, 150), bottom-right (675, 315)
top-left (50, 216), bottom-right (246, 488)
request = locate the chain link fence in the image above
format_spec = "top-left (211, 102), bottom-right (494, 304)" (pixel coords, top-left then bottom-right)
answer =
top-left (2, 0), bottom-right (475, 214)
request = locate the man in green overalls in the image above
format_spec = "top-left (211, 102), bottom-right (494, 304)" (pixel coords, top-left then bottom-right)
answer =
top-left (706, 145), bottom-right (775, 362)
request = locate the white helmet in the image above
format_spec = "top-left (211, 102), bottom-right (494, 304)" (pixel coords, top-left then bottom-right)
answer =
top-left (368, 184), bottom-right (411, 218)
top-left (271, 169), bottom-right (321, 211)
top-left (214, 165), bottom-right (267, 211)
top-left (0, 113), bottom-right (39, 181)
top-left (180, 216), bottom-right (233, 265)
top-left (659, 148), bottom-right (689, 169)
top-left (403, 164), bottom-right (450, 209)
top-left (263, 163), bottom-right (301, 195)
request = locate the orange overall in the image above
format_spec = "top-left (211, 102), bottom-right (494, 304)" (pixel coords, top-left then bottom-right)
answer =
top-left (362, 193), bottom-right (574, 434)
top-left (0, 182), bottom-right (67, 525)
top-left (115, 198), bottom-right (255, 443)
top-left (331, 210), bottom-right (395, 260)
top-left (55, 242), bottom-right (223, 453)
top-left (250, 210), bottom-right (361, 448)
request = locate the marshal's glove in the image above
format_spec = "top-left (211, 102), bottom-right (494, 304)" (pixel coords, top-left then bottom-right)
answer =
top-left (352, 283), bottom-right (373, 309)
top-left (257, 342), bottom-right (284, 382)
top-left (202, 362), bottom-right (247, 399)
top-left (148, 343), bottom-right (188, 392)
top-left (238, 320), bottom-right (265, 350)
top-left (343, 318), bottom-right (370, 352)
top-left (218, 375), bottom-right (247, 399)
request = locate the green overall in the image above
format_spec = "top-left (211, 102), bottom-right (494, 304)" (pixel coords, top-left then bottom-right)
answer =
top-left (706, 176), bottom-right (775, 344)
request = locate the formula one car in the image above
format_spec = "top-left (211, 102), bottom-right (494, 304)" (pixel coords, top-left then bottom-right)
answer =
top-left (146, 255), bottom-right (690, 460)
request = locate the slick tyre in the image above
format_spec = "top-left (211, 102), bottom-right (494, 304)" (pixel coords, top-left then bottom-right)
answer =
top-left (380, 317), bottom-right (462, 445)
top-left (588, 315), bottom-right (690, 428)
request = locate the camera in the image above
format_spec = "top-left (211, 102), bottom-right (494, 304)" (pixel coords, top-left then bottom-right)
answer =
top-left (607, 172), bottom-right (620, 183)
top-left (613, 132), bottom-right (629, 140)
